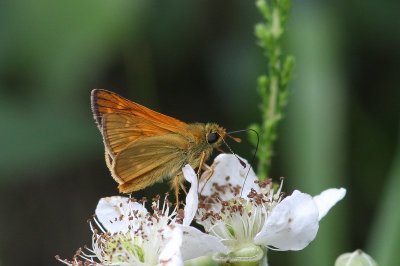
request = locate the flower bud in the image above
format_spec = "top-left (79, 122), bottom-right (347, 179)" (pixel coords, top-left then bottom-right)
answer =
top-left (212, 244), bottom-right (266, 266)
top-left (335, 250), bottom-right (377, 266)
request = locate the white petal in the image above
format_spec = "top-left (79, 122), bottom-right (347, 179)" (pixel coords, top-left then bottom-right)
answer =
top-left (158, 226), bottom-right (184, 266)
top-left (199, 154), bottom-right (258, 200)
top-left (254, 190), bottom-right (319, 251)
top-left (95, 196), bottom-right (147, 234)
top-left (182, 165), bottom-right (198, 226)
top-left (313, 188), bottom-right (346, 220)
top-left (178, 225), bottom-right (229, 261)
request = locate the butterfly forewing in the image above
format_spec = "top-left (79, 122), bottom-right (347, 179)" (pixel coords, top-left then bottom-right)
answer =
top-left (91, 89), bottom-right (186, 130)
top-left (92, 89), bottom-right (189, 159)
top-left (102, 113), bottom-right (180, 157)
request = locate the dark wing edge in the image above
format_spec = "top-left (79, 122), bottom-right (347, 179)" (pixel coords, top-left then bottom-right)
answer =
top-left (91, 89), bottom-right (103, 130)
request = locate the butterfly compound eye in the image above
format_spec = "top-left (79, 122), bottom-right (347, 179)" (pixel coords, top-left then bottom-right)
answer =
top-left (207, 132), bottom-right (219, 144)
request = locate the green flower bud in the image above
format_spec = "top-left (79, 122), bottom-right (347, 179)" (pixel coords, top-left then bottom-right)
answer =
top-left (212, 245), bottom-right (266, 266)
top-left (335, 250), bottom-right (378, 266)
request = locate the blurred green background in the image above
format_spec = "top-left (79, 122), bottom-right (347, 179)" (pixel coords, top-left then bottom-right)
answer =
top-left (0, 0), bottom-right (399, 265)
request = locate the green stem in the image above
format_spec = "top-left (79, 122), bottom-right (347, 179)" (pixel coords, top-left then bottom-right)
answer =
top-left (267, 77), bottom-right (278, 119)
top-left (251, 0), bottom-right (294, 180)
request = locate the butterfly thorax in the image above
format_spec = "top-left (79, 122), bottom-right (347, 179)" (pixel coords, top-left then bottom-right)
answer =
top-left (184, 122), bottom-right (226, 169)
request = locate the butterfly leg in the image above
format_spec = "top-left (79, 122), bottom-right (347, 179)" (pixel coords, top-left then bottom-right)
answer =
top-left (199, 163), bottom-right (214, 194)
top-left (173, 173), bottom-right (181, 209)
top-left (180, 182), bottom-right (188, 195)
top-left (196, 151), bottom-right (207, 180)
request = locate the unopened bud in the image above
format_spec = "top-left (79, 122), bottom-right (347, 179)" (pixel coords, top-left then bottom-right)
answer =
top-left (335, 249), bottom-right (378, 266)
top-left (212, 244), bottom-right (266, 266)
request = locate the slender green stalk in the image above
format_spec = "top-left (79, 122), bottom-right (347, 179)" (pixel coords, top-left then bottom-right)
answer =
top-left (250, 0), bottom-right (294, 180)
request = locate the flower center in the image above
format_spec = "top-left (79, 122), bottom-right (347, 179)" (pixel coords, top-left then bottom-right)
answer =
top-left (197, 179), bottom-right (284, 251)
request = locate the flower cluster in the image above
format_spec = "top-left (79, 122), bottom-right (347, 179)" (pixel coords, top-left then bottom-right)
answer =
top-left (57, 166), bottom-right (226, 266)
top-left (58, 154), bottom-right (346, 266)
top-left (196, 154), bottom-right (346, 254)
top-left (57, 195), bottom-right (184, 266)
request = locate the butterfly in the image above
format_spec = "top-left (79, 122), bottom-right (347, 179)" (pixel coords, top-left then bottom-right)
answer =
top-left (91, 89), bottom-right (239, 204)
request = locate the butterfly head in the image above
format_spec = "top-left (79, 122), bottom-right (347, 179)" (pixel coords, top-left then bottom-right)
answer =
top-left (204, 123), bottom-right (226, 148)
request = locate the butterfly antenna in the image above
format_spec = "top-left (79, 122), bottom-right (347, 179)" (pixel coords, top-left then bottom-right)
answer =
top-left (219, 134), bottom-right (246, 168)
top-left (227, 129), bottom-right (259, 197)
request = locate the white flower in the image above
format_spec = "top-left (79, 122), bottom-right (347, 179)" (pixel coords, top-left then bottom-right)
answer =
top-left (180, 165), bottom-right (229, 260)
top-left (57, 166), bottom-right (227, 266)
top-left (194, 154), bottom-right (346, 252)
top-left (57, 195), bottom-right (182, 266)
top-left (94, 196), bottom-right (180, 266)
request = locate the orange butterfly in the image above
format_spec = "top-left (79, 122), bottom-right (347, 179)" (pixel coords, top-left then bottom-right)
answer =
top-left (91, 89), bottom-right (237, 203)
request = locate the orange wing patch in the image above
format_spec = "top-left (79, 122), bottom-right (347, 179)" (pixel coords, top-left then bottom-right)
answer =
top-left (91, 89), bottom-right (186, 131)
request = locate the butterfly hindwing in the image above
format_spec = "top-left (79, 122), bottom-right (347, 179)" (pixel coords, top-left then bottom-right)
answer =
top-left (111, 134), bottom-right (189, 193)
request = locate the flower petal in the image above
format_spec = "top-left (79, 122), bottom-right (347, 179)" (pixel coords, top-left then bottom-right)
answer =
top-left (254, 190), bottom-right (319, 251)
top-left (95, 196), bottom-right (147, 234)
top-left (178, 225), bottom-right (229, 261)
top-left (182, 165), bottom-right (198, 226)
top-left (313, 188), bottom-right (346, 220)
top-left (199, 154), bottom-right (258, 200)
top-left (158, 226), bottom-right (184, 266)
